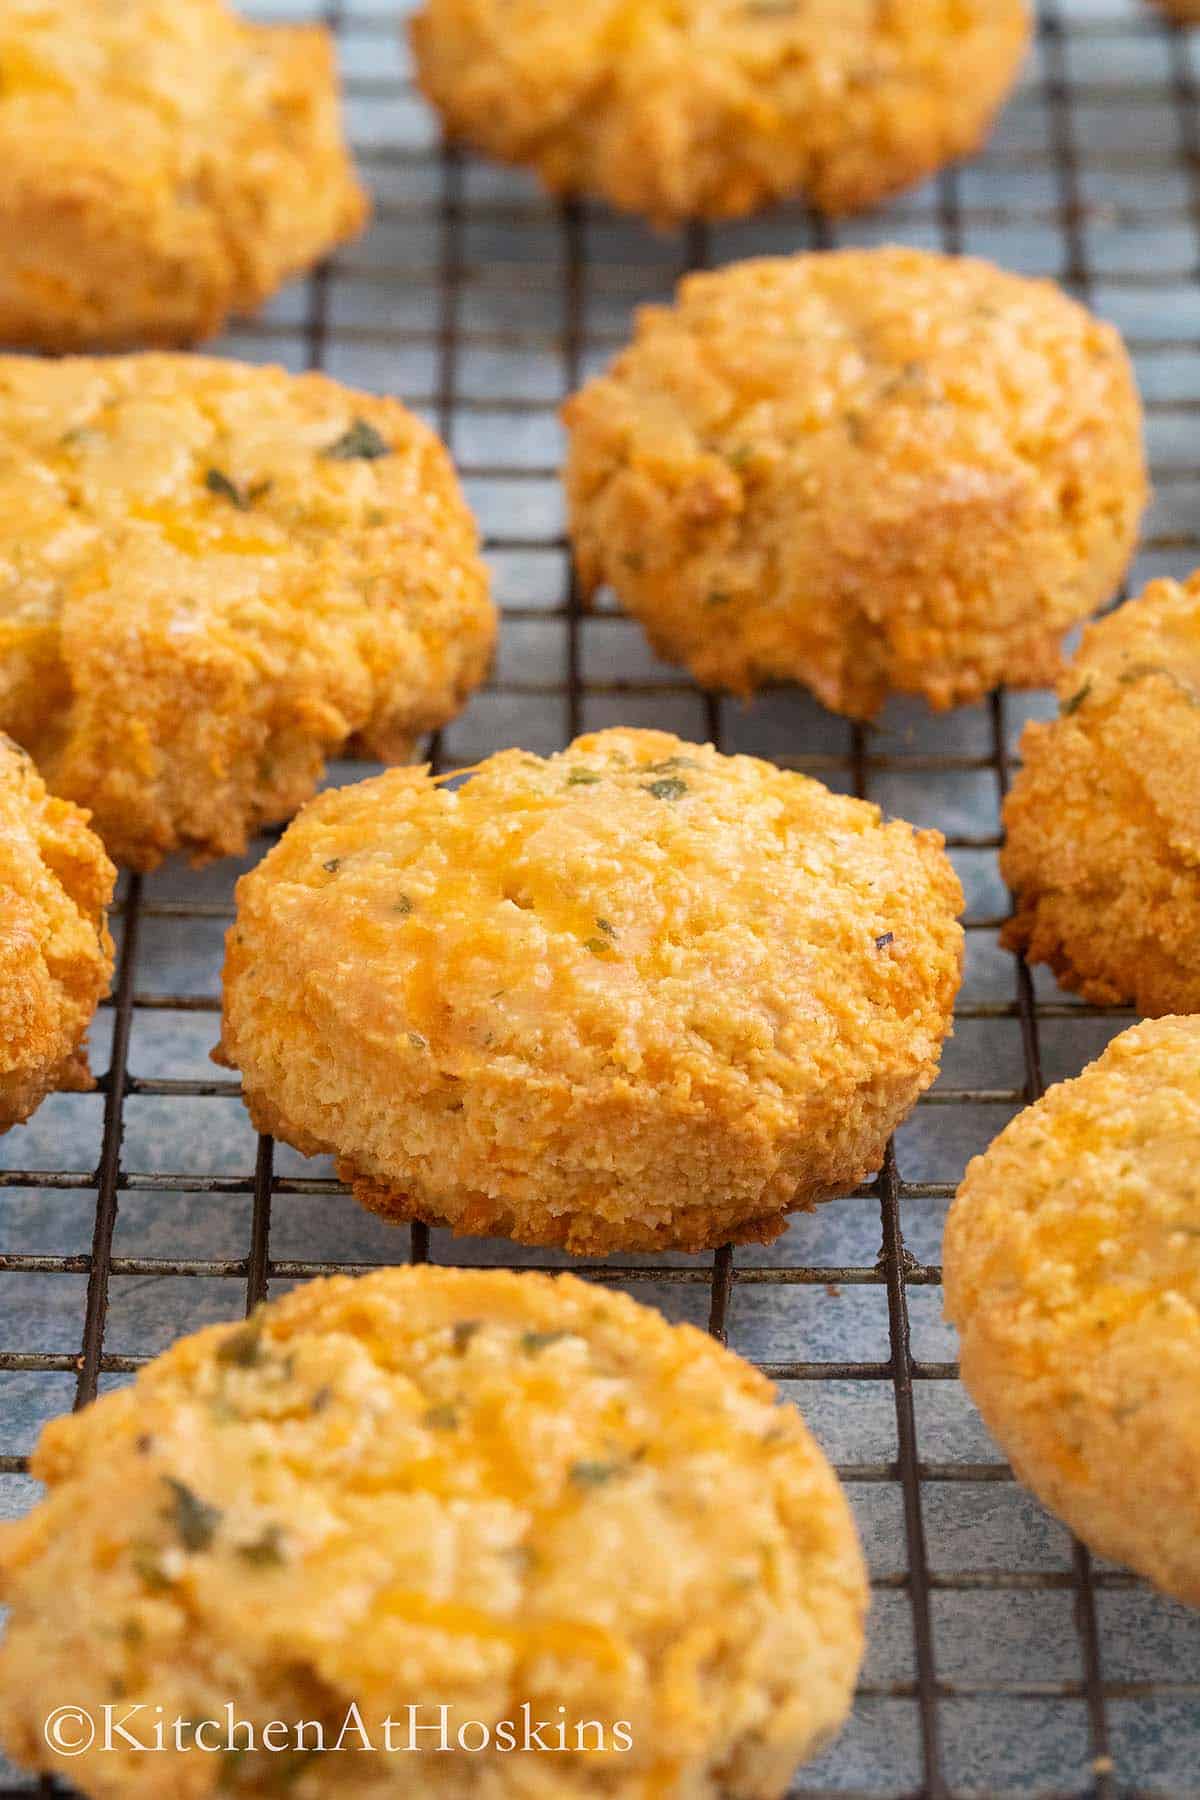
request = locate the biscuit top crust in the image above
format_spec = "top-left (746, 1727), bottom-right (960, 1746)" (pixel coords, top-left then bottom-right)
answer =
top-left (0, 734), bottom-right (114, 1128)
top-left (944, 1018), bottom-right (1200, 1540)
top-left (227, 727), bottom-right (963, 1103)
top-left (0, 0), bottom-right (364, 218)
top-left (0, 354), bottom-right (493, 865)
top-left (570, 248), bottom-right (1135, 523)
top-left (0, 1267), bottom-right (868, 1788)
top-left (411, 0), bottom-right (1031, 226)
top-left (947, 1017), bottom-right (1200, 1329)
top-left (1054, 574), bottom-right (1200, 860)
top-left (564, 248), bottom-right (1145, 712)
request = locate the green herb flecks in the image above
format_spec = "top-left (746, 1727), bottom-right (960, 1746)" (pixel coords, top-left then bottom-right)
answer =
top-left (236, 1524), bottom-right (288, 1568)
top-left (645, 755), bottom-right (698, 773)
top-left (584, 937), bottom-right (613, 956)
top-left (1061, 681), bottom-right (1092, 717)
top-left (408, 1030), bottom-right (428, 1051)
top-left (875, 932), bottom-right (895, 951)
top-left (595, 918), bottom-right (616, 937)
top-left (643, 776), bottom-right (689, 801)
top-left (567, 770), bottom-right (602, 787)
top-left (424, 1403), bottom-right (460, 1431)
top-left (216, 1311), bottom-right (267, 1369)
top-left (452, 1320), bottom-right (481, 1354)
top-left (323, 858), bottom-right (341, 874)
top-left (394, 894), bottom-right (414, 915)
top-left (163, 1478), bottom-right (222, 1553)
top-left (323, 418), bottom-right (390, 462)
top-left (205, 468), bottom-right (250, 509)
top-left (521, 1329), bottom-right (571, 1355)
top-left (569, 1460), bottom-right (625, 1488)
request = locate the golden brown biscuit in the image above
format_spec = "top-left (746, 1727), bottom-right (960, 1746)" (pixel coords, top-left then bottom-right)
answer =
top-left (0, 354), bottom-right (494, 871)
top-left (218, 728), bottom-right (964, 1254)
top-left (410, 0), bottom-right (1031, 228)
top-left (0, 1266), bottom-right (869, 1798)
top-left (564, 248), bottom-right (1147, 719)
top-left (0, 0), bottom-right (367, 352)
top-left (1001, 575), bottom-right (1200, 1015)
top-left (0, 733), bottom-right (114, 1132)
top-left (944, 1017), bottom-right (1200, 1607)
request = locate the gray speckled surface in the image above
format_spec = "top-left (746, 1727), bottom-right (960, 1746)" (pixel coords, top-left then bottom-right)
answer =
top-left (2, 0), bottom-right (1200, 1793)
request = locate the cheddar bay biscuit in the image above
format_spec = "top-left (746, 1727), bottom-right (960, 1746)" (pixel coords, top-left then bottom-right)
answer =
top-left (411, 0), bottom-right (1031, 229)
top-left (0, 354), bottom-right (494, 870)
top-left (219, 728), bottom-right (964, 1253)
top-left (564, 248), bottom-right (1147, 718)
top-left (944, 1018), bottom-right (1200, 1607)
top-left (1001, 575), bottom-right (1200, 1015)
top-left (0, 0), bottom-right (366, 351)
top-left (0, 734), bottom-right (114, 1133)
top-left (0, 1265), bottom-right (869, 1798)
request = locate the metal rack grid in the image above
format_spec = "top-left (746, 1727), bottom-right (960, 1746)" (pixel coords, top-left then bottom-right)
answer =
top-left (2, 0), bottom-right (1199, 1794)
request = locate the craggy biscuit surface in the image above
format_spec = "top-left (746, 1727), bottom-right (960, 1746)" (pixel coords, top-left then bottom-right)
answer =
top-left (944, 1018), bottom-right (1200, 1607)
top-left (0, 734), bottom-right (114, 1132)
top-left (564, 249), bottom-right (1146, 718)
top-left (219, 729), bottom-right (964, 1253)
top-left (0, 1266), bottom-right (869, 1798)
top-left (411, 0), bottom-right (1030, 228)
top-left (0, 0), bottom-right (366, 351)
top-left (0, 355), bottom-right (494, 870)
top-left (1001, 576), bottom-right (1200, 1014)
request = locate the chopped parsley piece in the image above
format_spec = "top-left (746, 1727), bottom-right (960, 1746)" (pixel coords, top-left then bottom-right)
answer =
top-left (408, 1030), bottom-right (428, 1051)
top-left (395, 894), bottom-right (414, 915)
top-left (216, 1313), bottom-right (266, 1368)
top-left (323, 418), bottom-right (390, 462)
top-left (452, 1320), bottom-right (481, 1354)
top-left (569, 1460), bottom-right (624, 1488)
top-left (595, 918), bottom-right (616, 937)
top-left (237, 1524), bottom-right (287, 1567)
top-left (584, 937), bottom-right (612, 956)
top-left (644, 776), bottom-right (689, 801)
top-left (204, 468), bottom-right (250, 510)
top-left (323, 858), bottom-right (341, 874)
top-left (164, 1478), bottom-right (221, 1553)
top-left (521, 1329), bottom-right (571, 1355)
top-left (1061, 682), bottom-right (1092, 717)
top-left (567, 770), bottom-right (601, 786)
top-left (424, 1403), bottom-right (460, 1431)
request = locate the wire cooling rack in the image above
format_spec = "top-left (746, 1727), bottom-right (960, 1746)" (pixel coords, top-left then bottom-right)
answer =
top-left (3, 0), bottom-right (1200, 1794)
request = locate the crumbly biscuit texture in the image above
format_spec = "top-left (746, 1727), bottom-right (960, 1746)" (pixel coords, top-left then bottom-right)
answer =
top-left (564, 249), bottom-right (1146, 718)
top-left (0, 0), bottom-right (367, 351)
top-left (0, 734), bottom-right (114, 1132)
top-left (0, 1266), bottom-right (869, 1798)
top-left (219, 729), bottom-right (963, 1253)
top-left (0, 354), bottom-right (494, 870)
top-left (944, 1018), bottom-right (1200, 1606)
top-left (1001, 575), bottom-right (1200, 1014)
top-left (411, 0), bottom-right (1031, 227)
